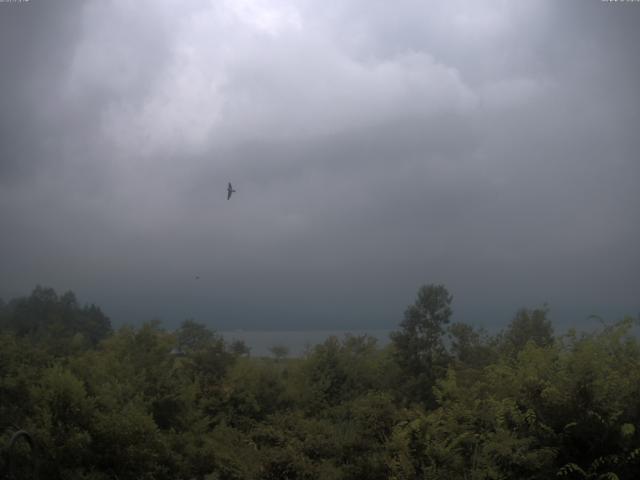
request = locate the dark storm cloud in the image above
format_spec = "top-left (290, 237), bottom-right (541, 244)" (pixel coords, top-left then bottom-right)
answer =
top-left (0, 0), bottom-right (638, 330)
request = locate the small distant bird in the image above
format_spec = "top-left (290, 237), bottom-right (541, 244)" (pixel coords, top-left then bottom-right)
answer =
top-left (227, 182), bottom-right (236, 200)
top-left (195, 276), bottom-right (200, 280)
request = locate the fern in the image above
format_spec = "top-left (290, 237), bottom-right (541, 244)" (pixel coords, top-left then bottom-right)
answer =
top-left (557, 462), bottom-right (587, 477)
top-left (596, 473), bottom-right (619, 480)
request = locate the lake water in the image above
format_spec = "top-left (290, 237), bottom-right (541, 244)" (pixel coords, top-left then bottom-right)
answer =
top-left (219, 329), bottom-right (393, 357)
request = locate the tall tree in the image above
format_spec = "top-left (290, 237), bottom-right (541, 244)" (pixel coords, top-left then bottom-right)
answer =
top-left (448, 322), bottom-right (496, 368)
top-left (0, 286), bottom-right (111, 347)
top-left (175, 319), bottom-right (215, 353)
top-left (502, 306), bottom-right (554, 355)
top-left (391, 284), bottom-right (453, 405)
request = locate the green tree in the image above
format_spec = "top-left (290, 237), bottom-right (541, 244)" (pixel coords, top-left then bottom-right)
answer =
top-left (0, 286), bottom-right (111, 349)
top-left (448, 322), bottom-right (497, 368)
top-left (502, 306), bottom-right (554, 355)
top-left (230, 339), bottom-right (251, 357)
top-left (175, 319), bottom-right (215, 353)
top-left (28, 365), bottom-right (95, 479)
top-left (225, 357), bottom-right (288, 423)
top-left (390, 284), bottom-right (453, 405)
top-left (269, 344), bottom-right (290, 361)
top-left (296, 334), bottom-right (388, 410)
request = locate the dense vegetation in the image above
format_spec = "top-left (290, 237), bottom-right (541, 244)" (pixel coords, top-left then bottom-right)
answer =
top-left (1, 285), bottom-right (639, 479)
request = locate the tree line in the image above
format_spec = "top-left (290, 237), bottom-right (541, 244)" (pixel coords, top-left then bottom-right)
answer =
top-left (1, 285), bottom-right (639, 479)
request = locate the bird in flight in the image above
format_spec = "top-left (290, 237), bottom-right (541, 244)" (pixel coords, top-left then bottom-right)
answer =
top-left (227, 182), bottom-right (236, 200)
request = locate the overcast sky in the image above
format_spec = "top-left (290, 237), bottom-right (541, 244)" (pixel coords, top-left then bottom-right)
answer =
top-left (1, 0), bottom-right (638, 331)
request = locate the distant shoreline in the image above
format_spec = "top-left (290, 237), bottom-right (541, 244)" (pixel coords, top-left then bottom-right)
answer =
top-left (218, 329), bottom-right (393, 357)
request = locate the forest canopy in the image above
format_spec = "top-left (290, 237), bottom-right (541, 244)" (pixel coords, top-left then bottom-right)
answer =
top-left (1, 285), bottom-right (639, 479)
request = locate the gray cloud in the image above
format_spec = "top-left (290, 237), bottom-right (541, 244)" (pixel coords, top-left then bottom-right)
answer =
top-left (0, 0), bottom-right (85, 182)
top-left (1, 0), bottom-right (638, 330)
